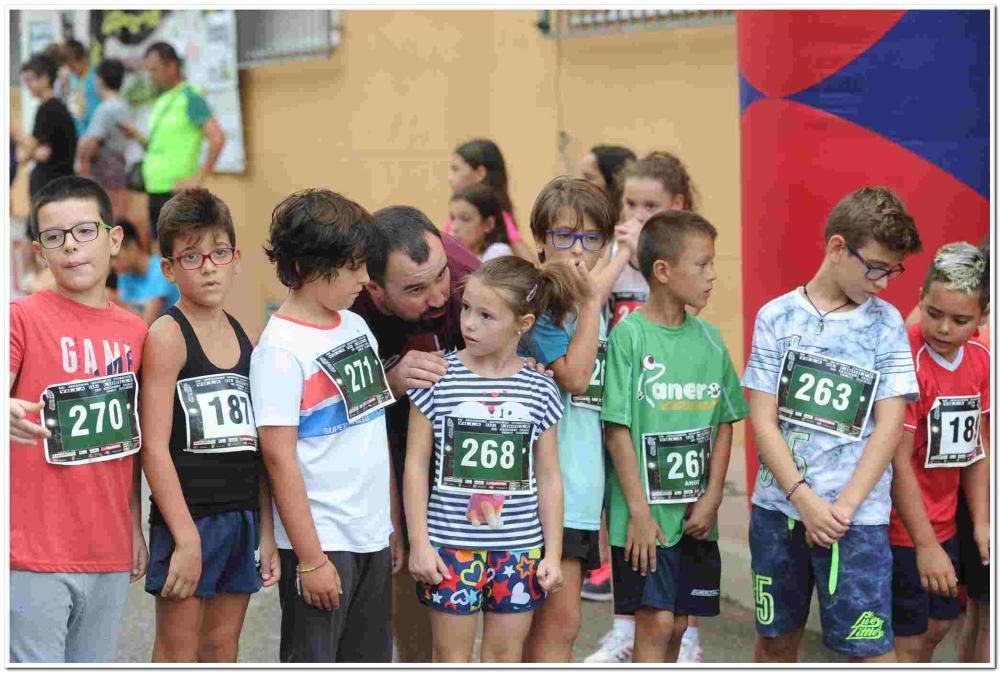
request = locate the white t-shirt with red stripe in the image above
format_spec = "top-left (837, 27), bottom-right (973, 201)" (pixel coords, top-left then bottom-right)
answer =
top-left (888, 322), bottom-right (991, 547)
top-left (250, 311), bottom-right (392, 553)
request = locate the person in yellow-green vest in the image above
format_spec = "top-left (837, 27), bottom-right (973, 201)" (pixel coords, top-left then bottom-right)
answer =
top-left (123, 42), bottom-right (226, 240)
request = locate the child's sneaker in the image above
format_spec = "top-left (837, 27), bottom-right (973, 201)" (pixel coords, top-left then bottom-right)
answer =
top-left (583, 628), bottom-right (633, 663)
top-left (580, 561), bottom-right (612, 602)
top-left (677, 635), bottom-right (704, 663)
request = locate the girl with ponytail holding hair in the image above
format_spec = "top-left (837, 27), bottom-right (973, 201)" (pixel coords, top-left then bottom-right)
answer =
top-left (446, 138), bottom-right (536, 262)
top-left (403, 256), bottom-right (587, 662)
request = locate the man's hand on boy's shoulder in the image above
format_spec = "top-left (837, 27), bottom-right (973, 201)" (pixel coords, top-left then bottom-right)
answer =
top-left (9, 398), bottom-right (50, 444)
top-left (387, 350), bottom-right (448, 397)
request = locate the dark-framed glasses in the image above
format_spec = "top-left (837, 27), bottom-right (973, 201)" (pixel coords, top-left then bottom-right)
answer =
top-left (173, 247), bottom-right (236, 270)
top-left (36, 221), bottom-right (110, 249)
top-left (847, 244), bottom-right (905, 281)
top-left (545, 229), bottom-right (607, 252)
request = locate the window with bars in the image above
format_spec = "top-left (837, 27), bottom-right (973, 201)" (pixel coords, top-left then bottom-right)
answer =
top-left (537, 9), bottom-right (735, 37)
top-left (235, 10), bottom-right (341, 69)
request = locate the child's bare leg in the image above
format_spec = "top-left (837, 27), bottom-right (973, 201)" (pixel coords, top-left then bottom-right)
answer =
top-left (196, 593), bottom-right (252, 662)
top-left (152, 596), bottom-right (204, 662)
top-left (633, 607), bottom-right (674, 662)
top-left (523, 559), bottom-right (583, 662)
top-left (754, 629), bottom-right (803, 663)
top-left (664, 614), bottom-right (689, 662)
top-left (482, 611), bottom-right (534, 663)
top-left (429, 611), bottom-right (477, 663)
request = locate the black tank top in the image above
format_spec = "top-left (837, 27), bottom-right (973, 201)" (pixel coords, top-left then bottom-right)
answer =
top-left (149, 306), bottom-right (260, 526)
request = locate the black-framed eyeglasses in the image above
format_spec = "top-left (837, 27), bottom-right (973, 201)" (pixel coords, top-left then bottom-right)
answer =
top-left (173, 247), bottom-right (236, 270)
top-left (36, 221), bottom-right (111, 249)
top-left (847, 244), bottom-right (905, 281)
top-left (545, 229), bottom-right (607, 252)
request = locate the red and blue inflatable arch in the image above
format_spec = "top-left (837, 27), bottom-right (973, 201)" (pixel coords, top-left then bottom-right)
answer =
top-left (738, 10), bottom-right (990, 496)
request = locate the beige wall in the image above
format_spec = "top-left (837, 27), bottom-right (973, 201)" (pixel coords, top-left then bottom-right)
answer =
top-left (12, 10), bottom-right (742, 371)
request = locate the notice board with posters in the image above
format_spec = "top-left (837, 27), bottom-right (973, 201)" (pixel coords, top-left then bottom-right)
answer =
top-left (88, 9), bottom-right (246, 173)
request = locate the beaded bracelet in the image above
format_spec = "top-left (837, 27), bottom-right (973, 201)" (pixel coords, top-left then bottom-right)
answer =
top-left (785, 479), bottom-right (807, 501)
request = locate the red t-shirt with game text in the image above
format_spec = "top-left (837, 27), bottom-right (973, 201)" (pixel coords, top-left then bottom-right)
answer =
top-left (10, 290), bottom-right (147, 572)
top-left (888, 323), bottom-right (991, 547)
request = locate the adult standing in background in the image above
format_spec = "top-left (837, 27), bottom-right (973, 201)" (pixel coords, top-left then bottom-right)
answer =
top-left (77, 59), bottom-right (131, 222)
top-left (63, 39), bottom-right (100, 137)
top-left (122, 42), bottom-right (225, 239)
top-left (17, 53), bottom-right (77, 200)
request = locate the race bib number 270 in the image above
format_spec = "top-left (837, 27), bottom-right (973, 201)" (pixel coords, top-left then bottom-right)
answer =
top-left (40, 372), bottom-right (141, 466)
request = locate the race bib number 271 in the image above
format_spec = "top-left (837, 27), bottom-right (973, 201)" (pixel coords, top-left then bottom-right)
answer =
top-left (40, 372), bottom-right (141, 466)
top-left (316, 335), bottom-right (395, 423)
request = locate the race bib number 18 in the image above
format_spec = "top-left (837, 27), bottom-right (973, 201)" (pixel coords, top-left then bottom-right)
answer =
top-left (926, 394), bottom-right (983, 468)
top-left (642, 426), bottom-right (712, 504)
top-left (40, 372), bottom-right (141, 466)
top-left (316, 335), bottom-right (395, 423)
top-left (177, 373), bottom-right (257, 453)
top-left (777, 349), bottom-right (879, 441)
top-left (439, 416), bottom-right (534, 495)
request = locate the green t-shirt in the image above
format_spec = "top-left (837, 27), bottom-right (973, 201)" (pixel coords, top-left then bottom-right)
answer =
top-left (600, 310), bottom-right (748, 547)
top-left (142, 82), bottom-right (212, 194)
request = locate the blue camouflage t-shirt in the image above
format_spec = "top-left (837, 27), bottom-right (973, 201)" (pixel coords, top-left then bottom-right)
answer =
top-left (742, 289), bottom-right (918, 525)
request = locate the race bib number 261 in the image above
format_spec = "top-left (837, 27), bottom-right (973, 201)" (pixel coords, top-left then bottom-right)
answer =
top-left (40, 372), bottom-right (141, 466)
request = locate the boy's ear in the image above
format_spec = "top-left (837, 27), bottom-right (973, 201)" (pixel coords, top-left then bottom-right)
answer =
top-left (652, 258), bottom-right (671, 285)
top-left (978, 304), bottom-right (990, 328)
top-left (108, 225), bottom-right (124, 256)
top-left (161, 256), bottom-right (175, 283)
top-left (826, 234), bottom-right (849, 261)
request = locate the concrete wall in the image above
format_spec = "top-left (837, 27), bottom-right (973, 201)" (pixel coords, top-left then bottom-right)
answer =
top-left (12, 10), bottom-right (743, 379)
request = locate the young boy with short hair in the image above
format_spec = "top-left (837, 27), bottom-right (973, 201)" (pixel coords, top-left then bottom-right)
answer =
top-left (888, 241), bottom-right (990, 663)
top-left (743, 186), bottom-right (923, 663)
top-left (250, 189), bottom-right (402, 663)
top-left (138, 188), bottom-right (279, 662)
top-left (600, 210), bottom-right (748, 662)
top-left (9, 176), bottom-right (148, 663)
top-left (111, 217), bottom-right (180, 324)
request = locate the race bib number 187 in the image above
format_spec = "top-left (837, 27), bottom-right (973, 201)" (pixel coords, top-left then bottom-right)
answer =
top-left (926, 394), bottom-right (983, 468)
top-left (40, 372), bottom-right (141, 466)
top-left (177, 373), bottom-right (257, 453)
top-left (777, 349), bottom-right (879, 441)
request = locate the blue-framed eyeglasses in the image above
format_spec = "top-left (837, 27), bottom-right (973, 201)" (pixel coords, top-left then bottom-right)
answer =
top-left (846, 244), bottom-right (905, 281)
top-left (545, 229), bottom-right (607, 252)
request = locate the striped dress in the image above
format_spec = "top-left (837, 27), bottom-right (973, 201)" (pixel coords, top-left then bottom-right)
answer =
top-left (409, 351), bottom-right (563, 550)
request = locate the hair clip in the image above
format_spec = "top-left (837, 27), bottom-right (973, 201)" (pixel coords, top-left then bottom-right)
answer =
top-left (526, 282), bottom-right (539, 302)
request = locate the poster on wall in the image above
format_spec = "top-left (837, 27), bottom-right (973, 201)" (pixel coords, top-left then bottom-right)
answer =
top-left (88, 9), bottom-right (246, 173)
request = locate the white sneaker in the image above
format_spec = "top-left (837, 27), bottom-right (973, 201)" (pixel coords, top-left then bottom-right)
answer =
top-left (583, 628), bottom-right (633, 663)
top-left (677, 637), bottom-right (704, 663)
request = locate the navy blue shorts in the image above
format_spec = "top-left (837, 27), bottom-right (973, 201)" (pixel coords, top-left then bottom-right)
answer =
top-left (749, 505), bottom-right (893, 658)
top-left (610, 536), bottom-right (721, 617)
top-left (891, 537), bottom-right (961, 637)
top-left (956, 493), bottom-right (990, 601)
top-left (145, 509), bottom-right (262, 598)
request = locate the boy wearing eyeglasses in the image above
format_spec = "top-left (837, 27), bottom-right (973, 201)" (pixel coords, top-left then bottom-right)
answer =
top-left (110, 218), bottom-right (180, 325)
top-left (9, 176), bottom-right (148, 663)
top-left (518, 177), bottom-right (640, 662)
top-left (138, 188), bottom-right (278, 661)
top-left (743, 186), bottom-right (923, 663)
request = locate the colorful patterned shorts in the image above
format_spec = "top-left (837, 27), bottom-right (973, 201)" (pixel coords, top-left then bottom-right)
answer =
top-left (416, 546), bottom-right (546, 615)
